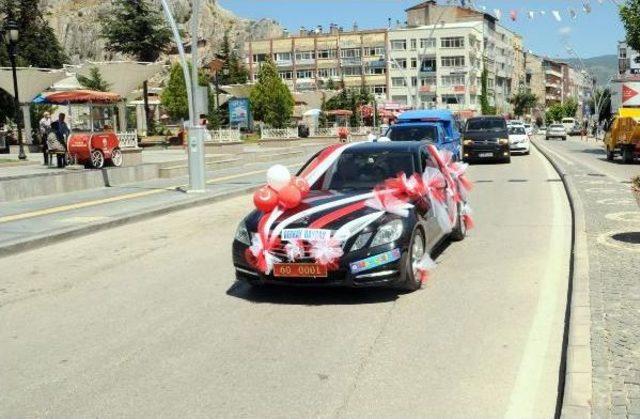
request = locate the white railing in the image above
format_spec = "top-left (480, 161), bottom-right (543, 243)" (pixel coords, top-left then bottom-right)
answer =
top-left (208, 128), bottom-right (242, 143)
top-left (313, 126), bottom-right (339, 137)
top-left (261, 127), bottom-right (299, 140)
top-left (350, 126), bottom-right (375, 136)
top-left (117, 131), bottom-right (138, 149)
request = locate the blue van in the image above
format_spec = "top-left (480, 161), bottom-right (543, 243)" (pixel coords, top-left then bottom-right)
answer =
top-left (384, 110), bottom-right (462, 159)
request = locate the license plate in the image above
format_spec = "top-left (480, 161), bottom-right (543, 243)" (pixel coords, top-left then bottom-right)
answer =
top-left (478, 152), bottom-right (493, 158)
top-left (273, 263), bottom-right (328, 278)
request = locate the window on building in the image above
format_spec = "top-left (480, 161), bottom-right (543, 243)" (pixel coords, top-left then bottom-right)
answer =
top-left (252, 53), bottom-right (268, 63)
top-left (441, 75), bottom-right (466, 87)
top-left (366, 66), bottom-right (386, 75)
top-left (391, 40), bottom-right (407, 50)
top-left (411, 58), bottom-right (417, 68)
top-left (275, 52), bottom-right (292, 62)
top-left (342, 66), bottom-right (362, 76)
top-left (396, 58), bottom-right (407, 69)
top-left (366, 46), bottom-right (386, 57)
top-left (420, 76), bottom-right (436, 86)
top-left (296, 70), bottom-right (315, 79)
top-left (410, 39), bottom-right (417, 50)
top-left (421, 57), bottom-right (437, 72)
top-left (295, 51), bottom-right (315, 61)
top-left (441, 94), bottom-right (465, 105)
top-left (340, 48), bottom-right (361, 59)
top-left (619, 48), bottom-right (627, 59)
top-left (411, 77), bottom-right (418, 87)
top-left (317, 68), bottom-right (338, 78)
top-left (440, 56), bottom-right (465, 67)
top-left (420, 38), bottom-right (436, 49)
top-left (392, 77), bottom-right (407, 87)
top-left (317, 49), bottom-right (336, 59)
top-left (370, 85), bottom-right (387, 94)
top-left (279, 71), bottom-right (293, 80)
top-left (441, 37), bottom-right (465, 48)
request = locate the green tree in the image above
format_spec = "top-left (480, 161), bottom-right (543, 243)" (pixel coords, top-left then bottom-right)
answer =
top-left (325, 78), bottom-right (336, 90)
top-left (101, 0), bottom-right (172, 129)
top-left (620, 0), bottom-right (640, 52)
top-left (318, 94), bottom-right (328, 127)
top-left (160, 62), bottom-right (213, 122)
top-left (0, 0), bottom-right (67, 124)
top-left (563, 97), bottom-right (579, 118)
top-left (219, 30), bottom-right (249, 85)
top-left (479, 65), bottom-right (495, 115)
top-left (77, 67), bottom-right (112, 92)
top-left (545, 103), bottom-right (565, 124)
top-left (249, 58), bottom-right (294, 128)
top-left (510, 92), bottom-right (538, 117)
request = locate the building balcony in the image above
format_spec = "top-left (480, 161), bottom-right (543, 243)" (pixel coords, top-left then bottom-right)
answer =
top-left (545, 68), bottom-right (563, 78)
top-left (296, 58), bottom-right (316, 66)
top-left (340, 58), bottom-right (362, 66)
top-left (275, 59), bottom-right (293, 67)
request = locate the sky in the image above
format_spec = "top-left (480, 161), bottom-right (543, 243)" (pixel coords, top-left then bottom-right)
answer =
top-left (218, 0), bottom-right (625, 59)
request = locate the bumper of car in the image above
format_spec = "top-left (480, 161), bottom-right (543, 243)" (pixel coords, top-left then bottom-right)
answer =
top-left (232, 241), bottom-right (407, 288)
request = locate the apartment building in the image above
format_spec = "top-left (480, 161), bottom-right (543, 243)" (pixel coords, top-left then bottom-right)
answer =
top-left (243, 0), bottom-right (529, 116)
top-left (524, 53), bottom-right (546, 113)
top-left (245, 25), bottom-right (389, 97)
top-left (543, 58), bottom-right (564, 106)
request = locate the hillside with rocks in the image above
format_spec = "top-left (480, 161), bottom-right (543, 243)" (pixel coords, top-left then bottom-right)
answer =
top-left (41, 0), bottom-right (282, 64)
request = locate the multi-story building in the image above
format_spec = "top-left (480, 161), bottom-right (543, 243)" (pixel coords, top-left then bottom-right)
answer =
top-left (243, 0), bottom-right (531, 117)
top-left (524, 53), bottom-right (546, 115)
top-left (245, 25), bottom-right (389, 98)
top-left (543, 58), bottom-right (564, 106)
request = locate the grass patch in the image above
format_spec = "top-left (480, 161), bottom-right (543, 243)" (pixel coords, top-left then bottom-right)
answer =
top-left (243, 133), bottom-right (261, 142)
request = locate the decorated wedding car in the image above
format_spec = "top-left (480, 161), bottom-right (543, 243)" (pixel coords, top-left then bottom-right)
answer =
top-left (232, 140), bottom-right (474, 291)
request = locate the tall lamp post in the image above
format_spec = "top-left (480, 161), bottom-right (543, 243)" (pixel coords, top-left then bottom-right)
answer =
top-left (5, 20), bottom-right (25, 160)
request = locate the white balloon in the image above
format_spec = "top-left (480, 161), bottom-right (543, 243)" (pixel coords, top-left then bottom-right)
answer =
top-left (266, 164), bottom-right (292, 191)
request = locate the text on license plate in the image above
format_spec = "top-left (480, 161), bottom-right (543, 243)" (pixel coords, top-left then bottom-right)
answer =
top-left (273, 263), bottom-right (328, 278)
top-left (478, 152), bottom-right (494, 158)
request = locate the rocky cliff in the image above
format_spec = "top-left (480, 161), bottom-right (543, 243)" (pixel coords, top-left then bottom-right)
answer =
top-left (41, 0), bottom-right (283, 64)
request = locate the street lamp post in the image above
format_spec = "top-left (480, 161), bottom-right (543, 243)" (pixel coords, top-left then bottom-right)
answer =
top-left (4, 20), bottom-right (25, 160)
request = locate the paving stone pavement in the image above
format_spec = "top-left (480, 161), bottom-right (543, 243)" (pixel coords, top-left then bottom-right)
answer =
top-left (535, 138), bottom-right (640, 418)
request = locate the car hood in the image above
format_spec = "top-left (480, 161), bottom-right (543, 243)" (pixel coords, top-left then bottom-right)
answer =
top-left (244, 190), bottom-right (393, 234)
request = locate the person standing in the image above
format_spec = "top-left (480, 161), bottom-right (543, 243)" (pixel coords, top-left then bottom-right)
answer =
top-left (39, 111), bottom-right (52, 165)
top-left (50, 113), bottom-right (71, 167)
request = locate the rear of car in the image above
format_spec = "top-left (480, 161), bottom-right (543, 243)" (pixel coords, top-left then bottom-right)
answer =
top-left (546, 124), bottom-right (567, 141)
top-left (393, 110), bottom-right (461, 159)
top-left (562, 118), bottom-right (578, 135)
top-left (462, 116), bottom-right (511, 163)
top-left (523, 124), bottom-right (534, 136)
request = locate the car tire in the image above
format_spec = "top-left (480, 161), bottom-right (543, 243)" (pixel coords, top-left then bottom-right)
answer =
top-left (503, 155), bottom-right (511, 163)
top-left (90, 149), bottom-right (105, 169)
top-left (111, 147), bottom-right (123, 167)
top-left (623, 147), bottom-right (634, 164)
top-left (606, 146), bottom-right (614, 161)
top-left (450, 202), bottom-right (466, 242)
top-left (562, 136), bottom-right (567, 141)
top-left (399, 227), bottom-right (426, 292)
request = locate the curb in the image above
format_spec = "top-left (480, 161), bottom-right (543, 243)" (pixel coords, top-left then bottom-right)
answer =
top-left (0, 184), bottom-right (257, 258)
top-left (532, 139), bottom-right (593, 418)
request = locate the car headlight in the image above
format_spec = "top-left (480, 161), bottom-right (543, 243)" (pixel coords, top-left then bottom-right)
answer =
top-left (370, 220), bottom-right (404, 247)
top-left (234, 222), bottom-right (251, 245)
top-left (350, 232), bottom-right (373, 251)
top-left (463, 139), bottom-right (473, 146)
top-left (498, 138), bottom-right (509, 145)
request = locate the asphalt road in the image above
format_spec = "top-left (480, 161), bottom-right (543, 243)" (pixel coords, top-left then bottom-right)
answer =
top-left (0, 146), bottom-right (571, 417)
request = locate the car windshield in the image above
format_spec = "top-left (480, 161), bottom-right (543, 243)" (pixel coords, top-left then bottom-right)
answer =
top-left (509, 126), bottom-right (526, 135)
top-left (466, 119), bottom-right (506, 131)
top-left (386, 125), bottom-right (438, 142)
top-left (550, 124), bottom-right (564, 129)
top-left (322, 151), bottom-right (415, 190)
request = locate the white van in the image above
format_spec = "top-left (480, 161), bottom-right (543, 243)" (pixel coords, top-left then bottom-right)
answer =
top-left (562, 118), bottom-right (578, 135)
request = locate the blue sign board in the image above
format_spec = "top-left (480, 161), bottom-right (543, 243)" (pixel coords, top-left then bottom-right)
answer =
top-left (229, 98), bottom-right (251, 129)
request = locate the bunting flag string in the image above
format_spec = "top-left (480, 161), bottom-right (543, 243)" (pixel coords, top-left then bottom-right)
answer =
top-left (469, 0), bottom-right (613, 24)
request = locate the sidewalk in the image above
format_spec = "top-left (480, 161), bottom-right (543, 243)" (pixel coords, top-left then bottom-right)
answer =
top-left (0, 150), bottom-right (315, 257)
top-left (533, 137), bottom-right (640, 417)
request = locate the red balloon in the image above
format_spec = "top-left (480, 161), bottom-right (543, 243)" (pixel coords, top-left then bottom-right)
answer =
top-left (292, 177), bottom-right (310, 197)
top-left (278, 184), bottom-right (302, 209)
top-left (253, 186), bottom-right (279, 212)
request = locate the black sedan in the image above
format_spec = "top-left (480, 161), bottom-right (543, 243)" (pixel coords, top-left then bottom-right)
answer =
top-left (232, 141), bottom-right (468, 291)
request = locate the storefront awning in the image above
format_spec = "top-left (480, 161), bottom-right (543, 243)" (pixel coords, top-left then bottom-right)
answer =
top-left (0, 67), bottom-right (67, 102)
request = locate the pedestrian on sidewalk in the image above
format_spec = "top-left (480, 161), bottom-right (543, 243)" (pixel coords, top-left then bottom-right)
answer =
top-left (50, 113), bottom-right (71, 168)
top-left (39, 111), bottom-right (52, 165)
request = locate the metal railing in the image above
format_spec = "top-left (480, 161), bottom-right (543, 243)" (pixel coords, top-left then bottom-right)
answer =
top-left (261, 127), bottom-right (299, 140)
top-left (208, 128), bottom-right (242, 143)
top-left (117, 131), bottom-right (139, 149)
top-left (313, 126), bottom-right (339, 137)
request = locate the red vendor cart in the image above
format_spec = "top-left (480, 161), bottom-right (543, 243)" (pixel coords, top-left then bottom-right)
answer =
top-left (38, 90), bottom-right (124, 168)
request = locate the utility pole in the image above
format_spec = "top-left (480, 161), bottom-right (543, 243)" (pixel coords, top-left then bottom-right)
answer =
top-left (159, 0), bottom-right (206, 192)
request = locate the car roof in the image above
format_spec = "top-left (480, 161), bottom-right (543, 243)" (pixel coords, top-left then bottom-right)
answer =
top-left (345, 141), bottom-right (429, 154)
top-left (387, 122), bottom-right (440, 128)
top-left (468, 116), bottom-right (506, 121)
top-left (397, 109), bottom-right (454, 121)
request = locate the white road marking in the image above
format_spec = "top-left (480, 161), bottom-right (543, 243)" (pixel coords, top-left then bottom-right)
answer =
top-left (505, 147), bottom-right (571, 417)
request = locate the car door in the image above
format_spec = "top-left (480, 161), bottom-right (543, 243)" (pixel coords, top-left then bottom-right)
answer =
top-left (419, 148), bottom-right (448, 250)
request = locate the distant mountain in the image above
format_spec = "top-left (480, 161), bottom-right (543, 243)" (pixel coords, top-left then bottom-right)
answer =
top-left (558, 54), bottom-right (618, 86)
